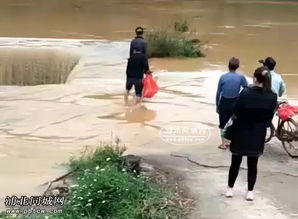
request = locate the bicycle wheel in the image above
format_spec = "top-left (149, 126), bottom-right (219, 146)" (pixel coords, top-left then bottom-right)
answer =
top-left (279, 118), bottom-right (298, 158)
top-left (265, 123), bottom-right (275, 143)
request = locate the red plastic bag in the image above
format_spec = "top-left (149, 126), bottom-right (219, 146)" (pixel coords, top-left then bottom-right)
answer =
top-left (142, 74), bottom-right (158, 98)
top-left (278, 105), bottom-right (298, 121)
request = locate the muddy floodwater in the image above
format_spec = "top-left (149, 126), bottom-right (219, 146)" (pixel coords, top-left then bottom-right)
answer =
top-left (0, 0), bottom-right (298, 217)
top-left (0, 0), bottom-right (298, 96)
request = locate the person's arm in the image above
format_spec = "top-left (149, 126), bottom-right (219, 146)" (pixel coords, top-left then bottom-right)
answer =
top-left (126, 58), bottom-right (131, 76)
top-left (145, 58), bottom-right (149, 72)
top-left (241, 75), bottom-right (248, 88)
top-left (216, 77), bottom-right (222, 108)
top-left (279, 79), bottom-right (286, 97)
top-left (143, 56), bottom-right (149, 75)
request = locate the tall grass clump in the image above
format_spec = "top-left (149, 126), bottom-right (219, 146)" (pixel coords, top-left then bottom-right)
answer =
top-left (145, 21), bottom-right (204, 58)
top-left (4, 145), bottom-right (186, 219)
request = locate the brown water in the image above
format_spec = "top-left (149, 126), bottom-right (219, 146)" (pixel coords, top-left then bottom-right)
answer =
top-left (0, 0), bottom-right (297, 96)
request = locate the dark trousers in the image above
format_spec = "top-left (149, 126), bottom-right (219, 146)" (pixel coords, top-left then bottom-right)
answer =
top-left (218, 97), bottom-right (238, 129)
top-left (228, 154), bottom-right (259, 191)
top-left (126, 77), bottom-right (143, 97)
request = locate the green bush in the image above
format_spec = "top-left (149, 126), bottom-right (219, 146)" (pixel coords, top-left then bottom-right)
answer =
top-left (145, 30), bottom-right (204, 58)
top-left (69, 145), bottom-right (127, 176)
top-left (61, 166), bottom-right (180, 219)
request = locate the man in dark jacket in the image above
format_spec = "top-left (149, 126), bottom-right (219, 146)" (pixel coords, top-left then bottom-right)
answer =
top-left (125, 46), bottom-right (150, 104)
top-left (129, 27), bottom-right (147, 57)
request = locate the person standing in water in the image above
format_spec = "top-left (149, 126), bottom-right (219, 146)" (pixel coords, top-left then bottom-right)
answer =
top-left (259, 57), bottom-right (286, 97)
top-left (216, 57), bottom-right (248, 149)
top-left (125, 46), bottom-right (150, 104)
top-left (225, 66), bottom-right (277, 201)
top-left (130, 27), bottom-right (147, 57)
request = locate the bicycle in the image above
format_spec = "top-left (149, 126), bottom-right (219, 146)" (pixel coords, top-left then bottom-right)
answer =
top-left (265, 100), bottom-right (298, 157)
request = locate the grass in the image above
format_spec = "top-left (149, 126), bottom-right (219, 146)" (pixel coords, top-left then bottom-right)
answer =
top-left (145, 21), bottom-right (204, 58)
top-left (2, 145), bottom-right (187, 219)
top-left (0, 213), bottom-right (15, 219)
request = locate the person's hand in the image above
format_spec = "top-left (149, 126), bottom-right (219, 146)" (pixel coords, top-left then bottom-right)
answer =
top-left (216, 106), bottom-right (219, 114)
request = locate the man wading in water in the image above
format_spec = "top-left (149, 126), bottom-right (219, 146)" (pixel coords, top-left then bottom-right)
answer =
top-left (130, 27), bottom-right (147, 57)
top-left (125, 46), bottom-right (150, 105)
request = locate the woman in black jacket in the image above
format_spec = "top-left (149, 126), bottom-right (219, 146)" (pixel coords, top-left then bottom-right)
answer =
top-left (225, 66), bottom-right (277, 201)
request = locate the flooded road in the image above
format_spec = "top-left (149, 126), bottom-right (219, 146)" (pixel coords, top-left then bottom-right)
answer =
top-left (0, 0), bottom-right (298, 96)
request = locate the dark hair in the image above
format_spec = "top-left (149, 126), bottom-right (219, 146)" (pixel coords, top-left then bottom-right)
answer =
top-left (254, 66), bottom-right (272, 92)
top-left (228, 57), bottom-right (240, 71)
top-left (135, 26), bottom-right (144, 35)
top-left (263, 57), bottom-right (276, 71)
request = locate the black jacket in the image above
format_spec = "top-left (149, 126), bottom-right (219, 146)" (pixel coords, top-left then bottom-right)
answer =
top-left (126, 53), bottom-right (149, 79)
top-left (230, 86), bottom-right (277, 156)
top-left (130, 36), bottom-right (147, 57)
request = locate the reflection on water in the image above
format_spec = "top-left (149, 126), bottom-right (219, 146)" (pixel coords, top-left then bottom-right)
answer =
top-left (97, 105), bottom-right (157, 123)
top-left (125, 105), bottom-right (156, 123)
